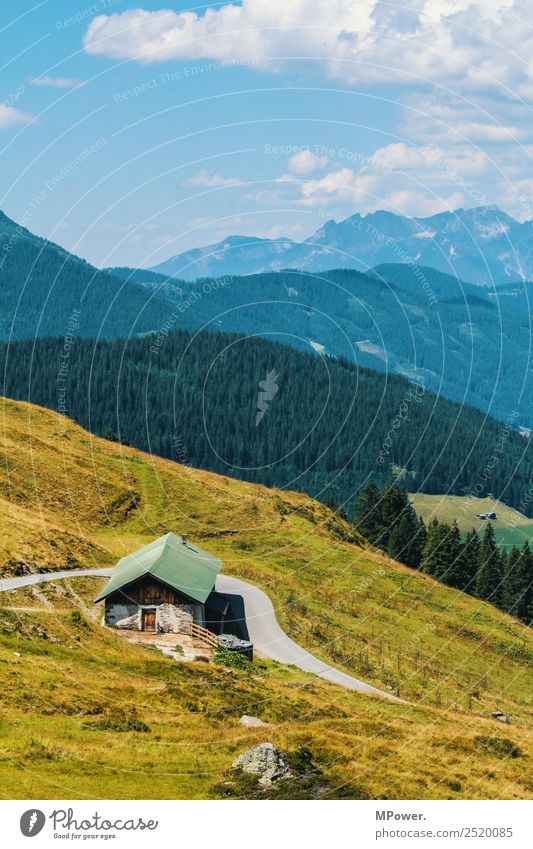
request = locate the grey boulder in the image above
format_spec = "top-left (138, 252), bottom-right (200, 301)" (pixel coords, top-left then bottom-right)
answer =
top-left (239, 715), bottom-right (268, 728)
top-left (491, 710), bottom-right (510, 724)
top-left (233, 742), bottom-right (291, 786)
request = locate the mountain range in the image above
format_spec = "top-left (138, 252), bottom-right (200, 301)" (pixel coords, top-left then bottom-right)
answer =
top-left (151, 206), bottom-right (533, 286)
top-left (2, 207), bottom-right (533, 430)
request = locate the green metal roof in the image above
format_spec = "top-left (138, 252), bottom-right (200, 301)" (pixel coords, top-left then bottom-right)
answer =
top-left (94, 533), bottom-right (222, 604)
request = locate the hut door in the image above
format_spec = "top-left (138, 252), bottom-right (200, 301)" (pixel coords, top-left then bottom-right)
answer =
top-left (142, 608), bottom-right (156, 632)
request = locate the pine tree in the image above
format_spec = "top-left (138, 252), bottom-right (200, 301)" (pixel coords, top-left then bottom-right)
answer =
top-left (337, 505), bottom-right (348, 522)
top-left (420, 518), bottom-right (439, 576)
top-left (458, 529), bottom-right (481, 593)
top-left (421, 519), bottom-right (449, 578)
top-left (436, 521), bottom-right (464, 588)
top-left (387, 515), bottom-right (413, 562)
top-left (475, 523), bottom-right (504, 605)
top-left (397, 508), bottom-right (426, 569)
top-left (503, 542), bottom-right (533, 622)
top-left (381, 484), bottom-right (410, 541)
top-left (354, 480), bottom-right (382, 545)
top-left (409, 515), bottom-right (427, 570)
top-left (421, 519), bottom-right (462, 583)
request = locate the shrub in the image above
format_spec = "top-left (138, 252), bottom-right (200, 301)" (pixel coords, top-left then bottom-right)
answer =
top-left (286, 745), bottom-right (316, 775)
top-left (212, 746), bottom-right (368, 800)
top-left (91, 709), bottom-right (150, 733)
top-left (213, 647), bottom-right (252, 671)
top-left (274, 498), bottom-right (291, 516)
top-left (69, 609), bottom-right (87, 628)
top-left (25, 738), bottom-right (60, 761)
top-left (474, 736), bottom-right (522, 759)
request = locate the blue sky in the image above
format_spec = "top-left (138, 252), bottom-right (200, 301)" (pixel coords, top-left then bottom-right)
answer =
top-left (1, 0), bottom-right (533, 267)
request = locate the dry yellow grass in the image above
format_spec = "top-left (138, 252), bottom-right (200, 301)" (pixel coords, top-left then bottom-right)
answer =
top-left (0, 578), bottom-right (531, 800)
top-left (0, 397), bottom-right (532, 799)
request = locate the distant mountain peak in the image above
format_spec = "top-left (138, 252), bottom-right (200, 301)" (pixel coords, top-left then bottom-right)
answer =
top-left (150, 206), bottom-right (533, 286)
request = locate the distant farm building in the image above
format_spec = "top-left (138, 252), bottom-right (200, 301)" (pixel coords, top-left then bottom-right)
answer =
top-left (477, 511), bottom-right (497, 521)
top-left (94, 533), bottom-right (224, 634)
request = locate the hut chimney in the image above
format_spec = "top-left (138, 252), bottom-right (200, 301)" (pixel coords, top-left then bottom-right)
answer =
top-left (182, 533), bottom-right (188, 545)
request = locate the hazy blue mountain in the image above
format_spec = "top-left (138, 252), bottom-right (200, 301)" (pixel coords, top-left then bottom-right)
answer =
top-left (2, 207), bottom-right (532, 432)
top-left (151, 234), bottom-right (297, 280)
top-left (150, 205), bottom-right (533, 285)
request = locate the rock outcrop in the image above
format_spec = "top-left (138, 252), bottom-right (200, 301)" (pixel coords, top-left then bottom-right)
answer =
top-left (233, 742), bottom-right (291, 786)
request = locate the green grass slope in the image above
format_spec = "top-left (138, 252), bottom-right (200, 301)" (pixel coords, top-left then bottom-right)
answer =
top-left (0, 398), bottom-right (531, 799)
top-left (410, 493), bottom-right (533, 550)
top-left (1, 578), bottom-right (531, 800)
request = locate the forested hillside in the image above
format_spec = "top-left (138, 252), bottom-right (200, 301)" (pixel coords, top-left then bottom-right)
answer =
top-left (1, 329), bottom-right (531, 516)
top-left (111, 262), bottom-right (533, 426)
top-left (354, 482), bottom-right (533, 625)
top-left (0, 212), bottom-right (171, 340)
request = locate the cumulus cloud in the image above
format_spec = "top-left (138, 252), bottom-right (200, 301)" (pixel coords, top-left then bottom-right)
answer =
top-left (31, 75), bottom-right (82, 88)
top-left (83, 3), bottom-right (374, 69)
top-left (263, 141), bottom-right (491, 218)
top-left (400, 94), bottom-right (529, 150)
top-left (287, 150), bottom-right (329, 174)
top-left (370, 142), bottom-right (489, 178)
top-left (83, 1), bottom-right (533, 95)
top-left (294, 161), bottom-right (465, 217)
top-left (81, 2), bottom-right (533, 226)
top-left (0, 103), bottom-right (32, 128)
top-left (184, 169), bottom-right (243, 188)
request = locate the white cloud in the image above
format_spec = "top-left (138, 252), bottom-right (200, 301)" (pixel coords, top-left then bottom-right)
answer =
top-left (0, 103), bottom-right (32, 128)
top-left (400, 94), bottom-right (529, 150)
top-left (298, 161), bottom-right (466, 217)
top-left (81, 3), bottom-right (533, 229)
top-left (184, 169), bottom-right (242, 188)
top-left (369, 141), bottom-right (489, 178)
top-left (31, 75), bottom-right (82, 88)
top-left (266, 142), bottom-right (492, 218)
top-left (287, 149), bottom-right (329, 174)
top-left (83, 4), bottom-right (375, 68)
top-left (84, 0), bottom-right (533, 225)
top-left (83, 2), bottom-right (533, 96)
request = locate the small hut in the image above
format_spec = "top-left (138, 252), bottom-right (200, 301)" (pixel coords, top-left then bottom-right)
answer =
top-left (94, 532), bottom-right (221, 634)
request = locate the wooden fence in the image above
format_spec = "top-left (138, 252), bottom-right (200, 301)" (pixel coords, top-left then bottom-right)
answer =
top-left (190, 622), bottom-right (219, 648)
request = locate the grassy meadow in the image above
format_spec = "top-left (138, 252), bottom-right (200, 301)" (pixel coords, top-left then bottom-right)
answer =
top-left (409, 493), bottom-right (533, 550)
top-left (1, 577), bottom-right (531, 800)
top-left (0, 397), bottom-right (532, 799)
